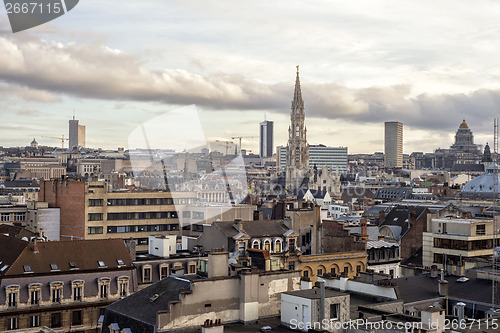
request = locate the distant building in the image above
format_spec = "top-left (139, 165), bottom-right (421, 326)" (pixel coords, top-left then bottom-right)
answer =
top-left (68, 116), bottom-right (85, 149)
top-left (278, 145), bottom-right (348, 172)
top-left (434, 119), bottom-right (482, 169)
top-left (384, 121), bottom-right (403, 168)
top-left (260, 120), bottom-right (274, 158)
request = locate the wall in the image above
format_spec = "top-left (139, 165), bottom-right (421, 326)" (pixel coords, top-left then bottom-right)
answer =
top-left (319, 277), bottom-right (398, 300)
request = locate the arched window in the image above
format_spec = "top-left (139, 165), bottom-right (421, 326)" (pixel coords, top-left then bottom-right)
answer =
top-left (274, 239), bottom-right (282, 253)
top-left (252, 240), bottom-right (260, 249)
top-left (263, 239), bottom-right (271, 252)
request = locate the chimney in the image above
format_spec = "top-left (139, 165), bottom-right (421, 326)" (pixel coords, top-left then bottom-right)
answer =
top-left (438, 280), bottom-right (448, 296)
top-left (33, 238), bottom-right (39, 254)
top-left (234, 219), bottom-right (244, 233)
top-left (39, 228), bottom-right (44, 239)
top-left (361, 217), bottom-right (368, 240)
top-left (378, 210), bottom-right (386, 225)
top-left (456, 302), bottom-right (466, 322)
top-left (208, 249), bottom-right (229, 278)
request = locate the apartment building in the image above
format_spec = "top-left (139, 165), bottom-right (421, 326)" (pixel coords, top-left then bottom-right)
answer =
top-left (0, 236), bottom-right (135, 332)
top-left (39, 179), bottom-right (195, 252)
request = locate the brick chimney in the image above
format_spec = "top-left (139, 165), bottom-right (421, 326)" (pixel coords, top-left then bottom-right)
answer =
top-left (233, 219), bottom-right (244, 233)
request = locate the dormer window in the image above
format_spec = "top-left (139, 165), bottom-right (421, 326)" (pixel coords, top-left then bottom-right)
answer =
top-left (69, 262), bottom-right (78, 270)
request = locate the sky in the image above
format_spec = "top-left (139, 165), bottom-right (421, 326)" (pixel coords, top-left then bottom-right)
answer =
top-left (2, 0), bottom-right (500, 154)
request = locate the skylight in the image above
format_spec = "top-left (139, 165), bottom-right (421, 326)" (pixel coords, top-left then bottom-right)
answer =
top-left (69, 262), bottom-right (78, 269)
top-left (98, 261), bottom-right (106, 268)
top-left (50, 264), bottom-right (59, 271)
top-left (23, 265), bottom-right (32, 273)
top-left (117, 259), bottom-right (125, 266)
top-left (0, 265), bottom-right (8, 272)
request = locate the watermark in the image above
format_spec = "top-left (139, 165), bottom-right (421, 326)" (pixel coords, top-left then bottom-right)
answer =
top-left (288, 318), bottom-right (500, 331)
top-left (4, 0), bottom-right (79, 33)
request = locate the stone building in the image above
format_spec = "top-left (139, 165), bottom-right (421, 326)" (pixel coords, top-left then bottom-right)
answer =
top-left (0, 236), bottom-right (135, 332)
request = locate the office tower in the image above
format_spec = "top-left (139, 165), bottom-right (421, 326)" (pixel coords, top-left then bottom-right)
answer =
top-left (69, 116), bottom-right (86, 149)
top-left (260, 120), bottom-right (274, 158)
top-left (384, 121), bottom-right (403, 168)
top-left (277, 145), bottom-right (348, 172)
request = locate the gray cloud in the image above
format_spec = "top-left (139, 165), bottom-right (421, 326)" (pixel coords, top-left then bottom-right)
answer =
top-left (0, 30), bottom-right (499, 137)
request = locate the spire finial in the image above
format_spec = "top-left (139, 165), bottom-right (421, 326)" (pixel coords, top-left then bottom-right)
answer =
top-left (296, 65), bottom-right (299, 74)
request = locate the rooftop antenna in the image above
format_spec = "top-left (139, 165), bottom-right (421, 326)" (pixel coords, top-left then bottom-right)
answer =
top-left (73, 109), bottom-right (75, 120)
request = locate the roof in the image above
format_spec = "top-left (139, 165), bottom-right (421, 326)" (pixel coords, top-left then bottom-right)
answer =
top-left (105, 276), bottom-right (192, 328)
top-left (461, 164), bottom-right (500, 198)
top-left (366, 240), bottom-right (399, 250)
top-left (393, 268), bottom-right (500, 305)
top-left (295, 188), bottom-right (328, 200)
top-left (451, 164), bottom-right (485, 172)
top-left (0, 224), bottom-right (36, 239)
top-left (283, 288), bottom-right (347, 299)
top-left (379, 205), bottom-right (428, 238)
top-left (0, 234), bottom-right (28, 276)
top-left (0, 237), bottom-right (133, 276)
top-left (215, 220), bottom-right (290, 238)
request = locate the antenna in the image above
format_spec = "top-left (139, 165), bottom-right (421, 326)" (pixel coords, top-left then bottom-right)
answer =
top-left (73, 109), bottom-right (75, 120)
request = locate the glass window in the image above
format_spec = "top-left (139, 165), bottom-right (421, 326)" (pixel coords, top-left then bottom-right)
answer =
top-left (29, 315), bottom-right (40, 328)
top-left (50, 313), bottom-right (62, 328)
top-left (72, 311), bottom-right (82, 326)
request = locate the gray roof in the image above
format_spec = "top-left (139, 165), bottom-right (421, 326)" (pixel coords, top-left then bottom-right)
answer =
top-left (104, 276), bottom-right (192, 332)
top-left (215, 220), bottom-right (290, 238)
top-left (461, 164), bottom-right (500, 198)
top-left (366, 240), bottom-right (399, 249)
top-left (283, 288), bottom-right (347, 299)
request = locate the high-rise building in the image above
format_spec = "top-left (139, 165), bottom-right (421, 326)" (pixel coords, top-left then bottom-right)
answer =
top-left (384, 121), bottom-right (403, 168)
top-left (69, 116), bottom-right (86, 149)
top-left (260, 120), bottom-right (274, 158)
top-left (286, 66), bottom-right (309, 190)
top-left (277, 145), bottom-right (348, 172)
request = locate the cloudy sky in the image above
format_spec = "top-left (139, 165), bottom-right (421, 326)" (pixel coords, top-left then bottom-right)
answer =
top-left (2, 0), bottom-right (500, 154)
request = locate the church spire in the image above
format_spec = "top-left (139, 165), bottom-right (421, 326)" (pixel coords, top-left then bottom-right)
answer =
top-left (292, 65), bottom-right (304, 112)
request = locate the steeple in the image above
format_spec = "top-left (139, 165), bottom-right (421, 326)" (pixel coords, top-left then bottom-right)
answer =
top-left (292, 65), bottom-right (304, 113)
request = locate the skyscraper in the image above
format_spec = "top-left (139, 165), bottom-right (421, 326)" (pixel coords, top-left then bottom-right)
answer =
top-left (384, 121), bottom-right (403, 168)
top-left (260, 120), bottom-right (274, 158)
top-left (69, 116), bottom-right (86, 149)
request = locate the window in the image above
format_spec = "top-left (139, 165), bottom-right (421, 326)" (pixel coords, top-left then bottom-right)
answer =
top-left (72, 310), bottom-right (82, 326)
top-left (252, 240), bottom-right (260, 249)
top-left (117, 259), bottom-right (125, 266)
top-left (88, 213), bottom-right (103, 221)
top-left (330, 304), bottom-right (339, 319)
top-left (6, 286), bottom-right (19, 307)
top-left (189, 264), bottom-right (196, 274)
top-left (289, 261), bottom-right (295, 270)
top-left (100, 284), bottom-right (108, 298)
top-left (193, 211), bottom-right (204, 219)
top-left (52, 288), bottom-right (61, 303)
top-left (88, 226), bottom-right (103, 234)
top-left (143, 267), bottom-right (152, 282)
top-left (98, 278), bottom-right (110, 298)
top-left (288, 239), bottom-right (295, 252)
top-left (29, 315), bottom-right (40, 328)
top-left (343, 266), bottom-right (349, 275)
top-left (7, 317), bottom-right (18, 330)
top-left (50, 313), bottom-right (62, 328)
top-left (331, 267), bottom-right (336, 275)
top-left (1, 213), bottom-right (11, 222)
top-left (275, 239), bottom-right (282, 253)
top-left (98, 261), bottom-right (106, 268)
top-left (356, 265), bottom-right (362, 274)
top-left (303, 270), bottom-right (309, 278)
top-left (160, 265), bottom-right (169, 279)
top-left (89, 199), bottom-right (103, 206)
top-left (317, 268), bottom-right (323, 276)
top-left (182, 211), bottom-right (191, 218)
top-left (476, 224), bottom-right (486, 235)
top-left (50, 263), bottom-right (59, 271)
top-left (69, 262), bottom-right (78, 269)
top-left (263, 239), bottom-right (271, 252)
top-left (118, 277), bottom-right (129, 297)
top-left (29, 286), bottom-right (41, 305)
top-left (24, 265), bottom-right (32, 273)
top-left (74, 285), bottom-right (82, 301)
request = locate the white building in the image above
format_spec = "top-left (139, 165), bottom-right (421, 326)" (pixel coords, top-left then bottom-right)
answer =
top-left (384, 121), bottom-right (403, 168)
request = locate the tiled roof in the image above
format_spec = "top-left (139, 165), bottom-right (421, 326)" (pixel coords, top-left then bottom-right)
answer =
top-left (1, 237), bottom-right (133, 276)
top-left (215, 220), bottom-right (290, 238)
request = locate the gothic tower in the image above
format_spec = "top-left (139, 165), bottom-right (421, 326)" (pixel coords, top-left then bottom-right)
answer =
top-left (286, 66), bottom-right (309, 190)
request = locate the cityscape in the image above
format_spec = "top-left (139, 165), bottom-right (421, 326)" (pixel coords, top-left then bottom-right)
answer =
top-left (3, 1), bottom-right (500, 333)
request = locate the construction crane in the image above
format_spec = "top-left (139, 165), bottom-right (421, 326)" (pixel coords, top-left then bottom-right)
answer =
top-left (215, 139), bottom-right (234, 155)
top-left (231, 136), bottom-right (257, 154)
top-left (42, 135), bottom-right (69, 149)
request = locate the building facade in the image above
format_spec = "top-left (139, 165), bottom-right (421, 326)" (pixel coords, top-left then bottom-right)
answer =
top-left (0, 236), bottom-right (136, 332)
top-left (260, 120), bottom-right (274, 158)
top-left (384, 121), bottom-right (403, 168)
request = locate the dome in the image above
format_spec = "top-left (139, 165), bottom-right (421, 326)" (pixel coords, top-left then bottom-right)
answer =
top-left (460, 163), bottom-right (500, 198)
top-left (459, 119), bottom-right (469, 129)
top-left (30, 138), bottom-right (37, 144)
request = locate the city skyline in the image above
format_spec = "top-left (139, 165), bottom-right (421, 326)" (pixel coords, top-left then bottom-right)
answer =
top-left (2, 1), bottom-right (500, 153)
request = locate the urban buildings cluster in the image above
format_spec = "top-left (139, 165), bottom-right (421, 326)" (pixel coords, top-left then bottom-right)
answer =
top-left (1, 68), bottom-right (500, 333)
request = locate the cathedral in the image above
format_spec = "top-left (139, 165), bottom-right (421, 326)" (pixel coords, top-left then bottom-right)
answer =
top-left (284, 67), bottom-right (340, 197)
